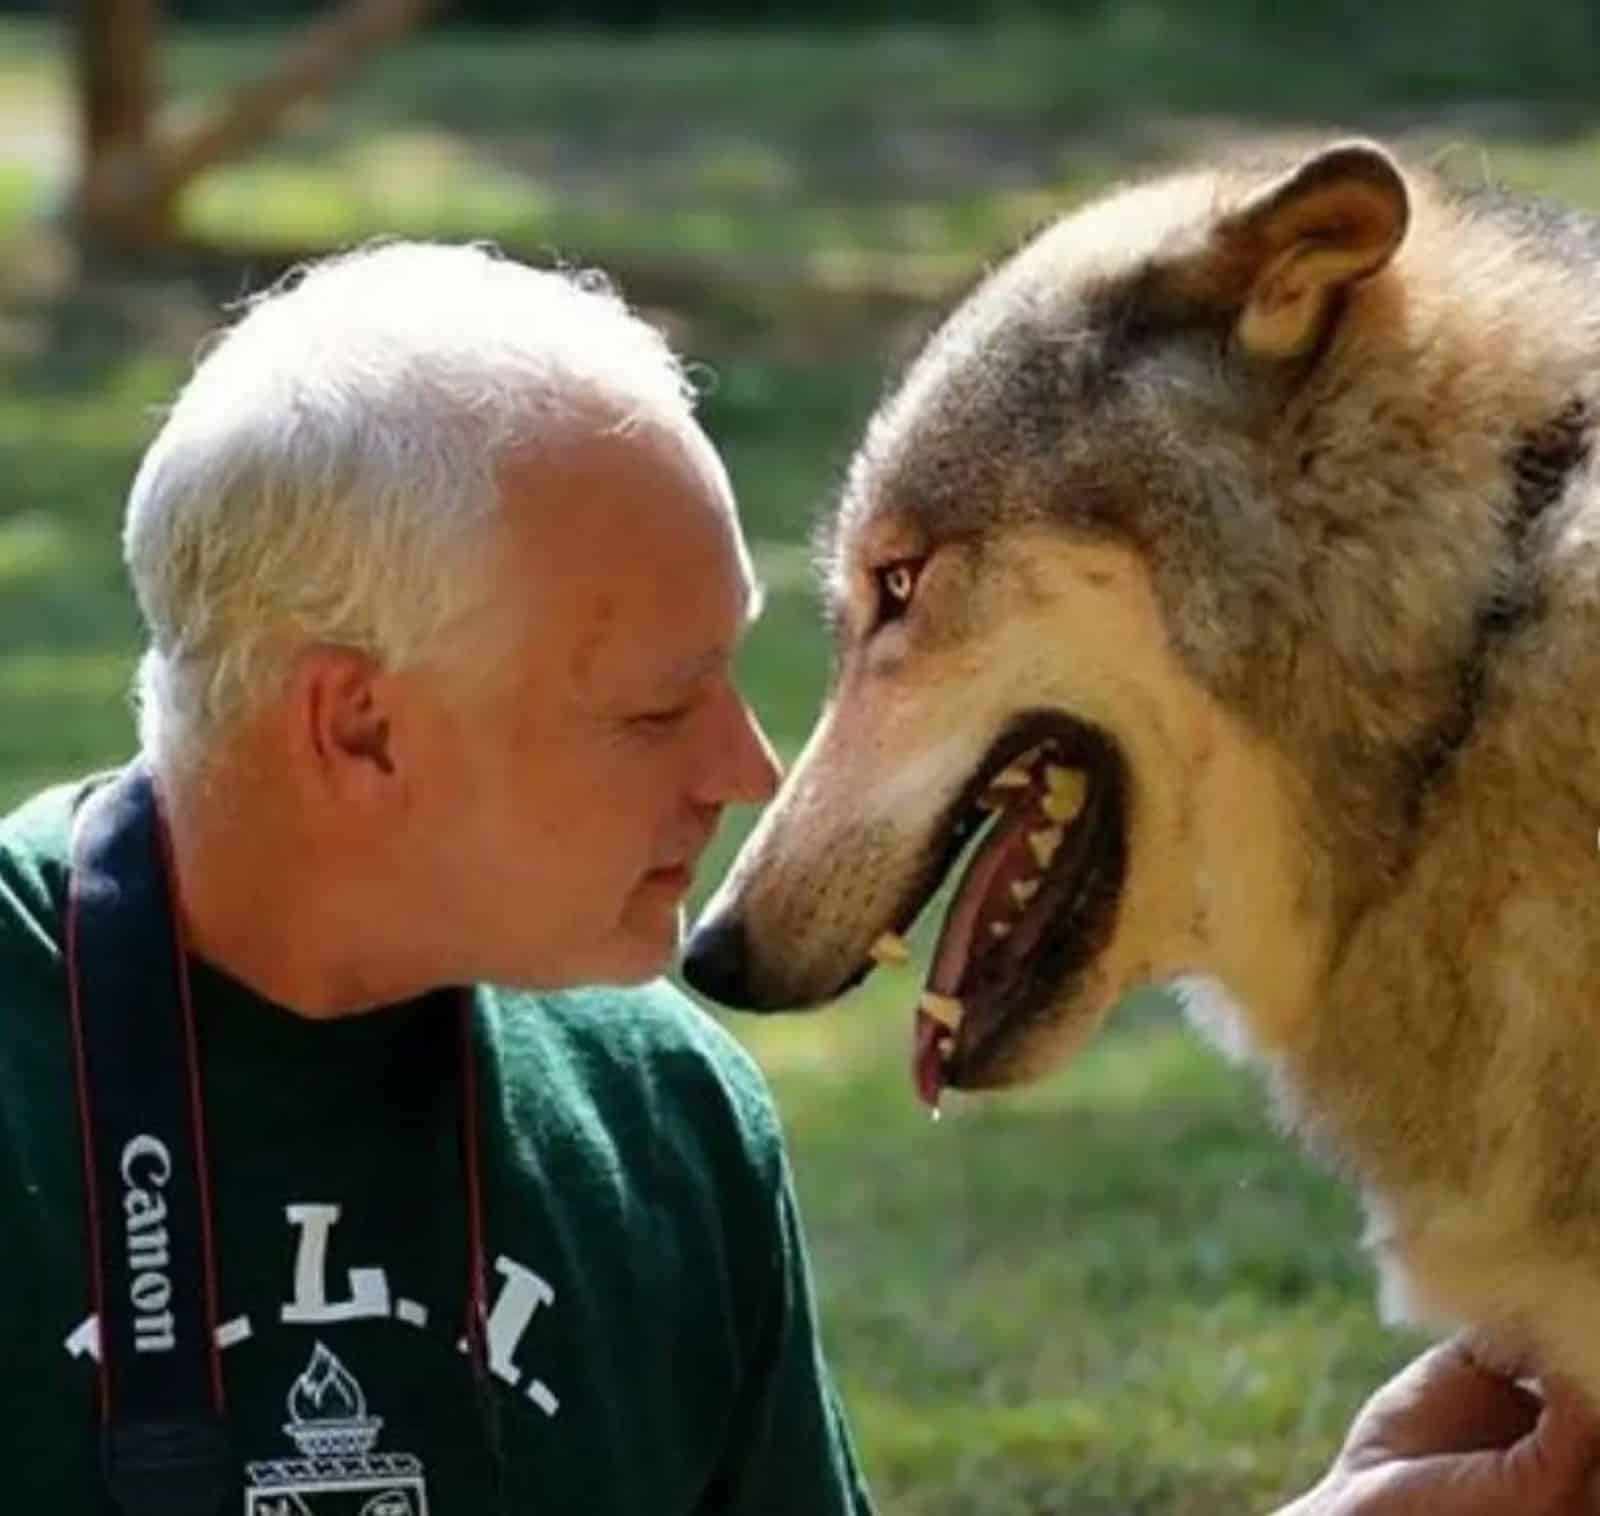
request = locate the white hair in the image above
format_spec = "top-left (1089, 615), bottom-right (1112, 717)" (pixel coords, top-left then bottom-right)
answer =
top-left (124, 240), bottom-right (697, 777)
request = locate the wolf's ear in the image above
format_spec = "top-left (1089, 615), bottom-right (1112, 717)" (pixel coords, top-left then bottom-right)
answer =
top-left (1218, 140), bottom-right (1409, 362)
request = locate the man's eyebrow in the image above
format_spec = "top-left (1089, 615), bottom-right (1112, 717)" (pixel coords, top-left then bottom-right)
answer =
top-left (659, 649), bottom-right (724, 688)
top-left (653, 579), bottom-right (767, 691)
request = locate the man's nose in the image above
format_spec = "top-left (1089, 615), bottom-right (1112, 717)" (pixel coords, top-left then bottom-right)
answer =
top-left (701, 689), bottom-right (781, 808)
top-left (740, 709), bottom-right (782, 804)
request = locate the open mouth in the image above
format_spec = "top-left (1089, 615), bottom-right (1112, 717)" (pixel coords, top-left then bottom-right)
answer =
top-left (871, 711), bottom-right (1128, 1109)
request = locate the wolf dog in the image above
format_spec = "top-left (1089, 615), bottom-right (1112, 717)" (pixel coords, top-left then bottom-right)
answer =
top-left (683, 138), bottom-right (1600, 1398)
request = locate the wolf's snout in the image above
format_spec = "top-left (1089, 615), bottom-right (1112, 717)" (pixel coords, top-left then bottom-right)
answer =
top-left (681, 912), bottom-right (753, 1006)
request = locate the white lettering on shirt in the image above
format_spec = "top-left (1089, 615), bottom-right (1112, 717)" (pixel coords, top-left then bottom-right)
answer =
top-left (279, 1203), bottom-right (391, 1324)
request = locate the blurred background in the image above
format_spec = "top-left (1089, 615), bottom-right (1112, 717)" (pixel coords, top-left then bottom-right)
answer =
top-left (5, 1), bottom-right (1598, 1509)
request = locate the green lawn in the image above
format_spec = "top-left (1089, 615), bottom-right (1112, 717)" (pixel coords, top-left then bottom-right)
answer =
top-left (7, 10), bottom-right (1600, 285)
top-left (7, 13), bottom-right (1586, 1509)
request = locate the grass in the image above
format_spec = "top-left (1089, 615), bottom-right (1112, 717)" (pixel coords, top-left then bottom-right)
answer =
top-left (9, 13), bottom-right (1600, 280)
top-left (741, 1000), bottom-right (1426, 1513)
top-left (4, 12), bottom-right (1586, 1510)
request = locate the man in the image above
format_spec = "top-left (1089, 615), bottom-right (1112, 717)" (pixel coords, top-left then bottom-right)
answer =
top-left (0, 242), bottom-right (871, 1512)
top-left (0, 241), bottom-right (1590, 1513)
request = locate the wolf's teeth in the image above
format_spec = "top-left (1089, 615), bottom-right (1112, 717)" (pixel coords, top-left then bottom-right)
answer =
top-left (920, 991), bottom-right (965, 1030)
top-left (1010, 878), bottom-right (1040, 908)
top-left (990, 764), bottom-right (1032, 790)
top-left (1043, 766), bottom-right (1087, 823)
top-left (1027, 825), bottom-right (1064, 869)
top-left (870, 932), bottom-right (911, 967)
top-left (989, 920), bottom-right (1013, 940)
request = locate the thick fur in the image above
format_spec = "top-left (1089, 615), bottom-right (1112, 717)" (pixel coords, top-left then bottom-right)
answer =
top-left (687, 139), bottom-right (1600, 1397)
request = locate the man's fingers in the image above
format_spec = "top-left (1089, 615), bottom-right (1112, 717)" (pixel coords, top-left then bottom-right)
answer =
top-left (1502, 1373), bottom-right (1600, 1494)
top-left (1301, 1344), bottom-right (1600, 1516)
top-left (1349, 1338), bottom-right (1542, 1465)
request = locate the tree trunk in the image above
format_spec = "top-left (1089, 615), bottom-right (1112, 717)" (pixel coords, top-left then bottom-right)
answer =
top-left (72, 0), bottom-right (170, 247)
top-left (71, 0), bottom-right (436, 253)
top-left (154, 0), bottom-right (435, 198)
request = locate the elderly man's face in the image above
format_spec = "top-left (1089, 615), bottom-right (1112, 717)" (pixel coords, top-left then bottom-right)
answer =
top-left (408, 414), bottom-right (779, 989)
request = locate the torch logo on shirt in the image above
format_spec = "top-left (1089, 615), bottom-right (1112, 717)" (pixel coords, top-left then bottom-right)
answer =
top-left (245, 1342), bottom-right (429, 1515)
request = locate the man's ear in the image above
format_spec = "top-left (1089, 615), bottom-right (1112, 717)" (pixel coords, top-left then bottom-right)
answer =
top-left (1214, 139), bottom-right (1410, 362)
top-left (292, 646), bottom-right (398, 796)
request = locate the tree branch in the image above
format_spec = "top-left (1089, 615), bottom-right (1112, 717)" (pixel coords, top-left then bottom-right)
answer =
top-left (75, 0), bottom-right (436, 246)
top-left (152, 0), bottom-right (437, 196)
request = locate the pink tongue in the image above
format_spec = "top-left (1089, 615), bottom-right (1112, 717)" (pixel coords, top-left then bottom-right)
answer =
top-left (927, 801), bottom-right (1032, 994)
top-left (911, 800), bottom-right (1036, 1109)
top-left (913, 1012), bottom-right (946, 1109)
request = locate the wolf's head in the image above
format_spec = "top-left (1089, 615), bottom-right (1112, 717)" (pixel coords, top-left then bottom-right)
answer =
top-left (685, 139), bottom-right (1594, 1107)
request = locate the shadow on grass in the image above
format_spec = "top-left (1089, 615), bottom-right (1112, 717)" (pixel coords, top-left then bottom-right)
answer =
top-left (731, 998), bottom-right (1424, 1515)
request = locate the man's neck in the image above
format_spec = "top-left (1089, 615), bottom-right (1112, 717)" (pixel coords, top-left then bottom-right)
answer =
top-left (157, 762), bottom-right (440, 1019)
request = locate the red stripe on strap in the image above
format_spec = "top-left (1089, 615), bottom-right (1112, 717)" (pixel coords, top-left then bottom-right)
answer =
top-left (64, 863), bottom-right (113, 1422)
top-left (151, 782), bottom-right (227, 1414)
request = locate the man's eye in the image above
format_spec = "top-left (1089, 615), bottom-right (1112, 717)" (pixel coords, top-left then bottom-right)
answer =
top-left (874, 558), bottom-right (924, 624)
top-left (633, 705), bottom-right (692, 730)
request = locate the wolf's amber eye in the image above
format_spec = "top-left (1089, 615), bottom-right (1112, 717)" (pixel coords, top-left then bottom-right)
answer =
top-left (875, 559), bottom-right (923, 623)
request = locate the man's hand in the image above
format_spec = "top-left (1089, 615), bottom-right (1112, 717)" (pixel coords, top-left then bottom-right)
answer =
top-left (1275, 1336), bottom-right (1600, 1515)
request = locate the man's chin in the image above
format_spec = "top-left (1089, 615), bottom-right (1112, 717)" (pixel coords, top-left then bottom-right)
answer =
top-left (604, 903), bottom-right (684, 986)
top-left (604, 939), bottom-right (679, 987)
top-left (483, 897), bottom-right (685, 994)
top-left (495, 954), bottom-right (671, 995)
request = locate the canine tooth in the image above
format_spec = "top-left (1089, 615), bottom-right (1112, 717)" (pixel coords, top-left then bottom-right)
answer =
top-left (936, 1034), bottom-right (955, 1063)
top-left (1043, 766), bottom-right (1087, 823)
top-left (920, 991), bottom-right (964, 1030)
top-left (990, 764), bottom-right (1032, 790)
top-left (1010, 878), bottom-right (1040, 908)
top-left (989, 920), bottom-right (1013, 940)
top-left (1027, 825), bottom-right (1064, 869)
top-left (870, 932), bottom-right (911, 967)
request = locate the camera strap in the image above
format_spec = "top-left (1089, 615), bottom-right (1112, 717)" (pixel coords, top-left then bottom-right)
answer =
top-left (66, 762), bottom-right (233, 1514)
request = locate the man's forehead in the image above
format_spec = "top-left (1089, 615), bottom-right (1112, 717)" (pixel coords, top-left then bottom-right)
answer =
top-left (741, 569), bottom-right (767, 623)
top-left (621, 560), bottom-right (764, 685)
top-left (554, 520), bottom-right (758, 681)
top-left (508, 403), bottom-right (732, 510)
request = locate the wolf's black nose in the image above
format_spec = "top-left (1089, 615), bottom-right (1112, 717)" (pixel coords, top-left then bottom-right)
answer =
top-left (682, 914), bottom-right (750, 1006)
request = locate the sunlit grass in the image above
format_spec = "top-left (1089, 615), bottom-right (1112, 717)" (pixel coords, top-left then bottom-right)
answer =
top-left (746, 988), bottom-right (1422, 1513)
top-left (9, 15), bottom-right (1600, 282)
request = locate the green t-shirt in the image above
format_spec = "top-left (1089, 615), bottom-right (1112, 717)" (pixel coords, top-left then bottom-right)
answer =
top-left (0, 780), bottom-right (875, 1514)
